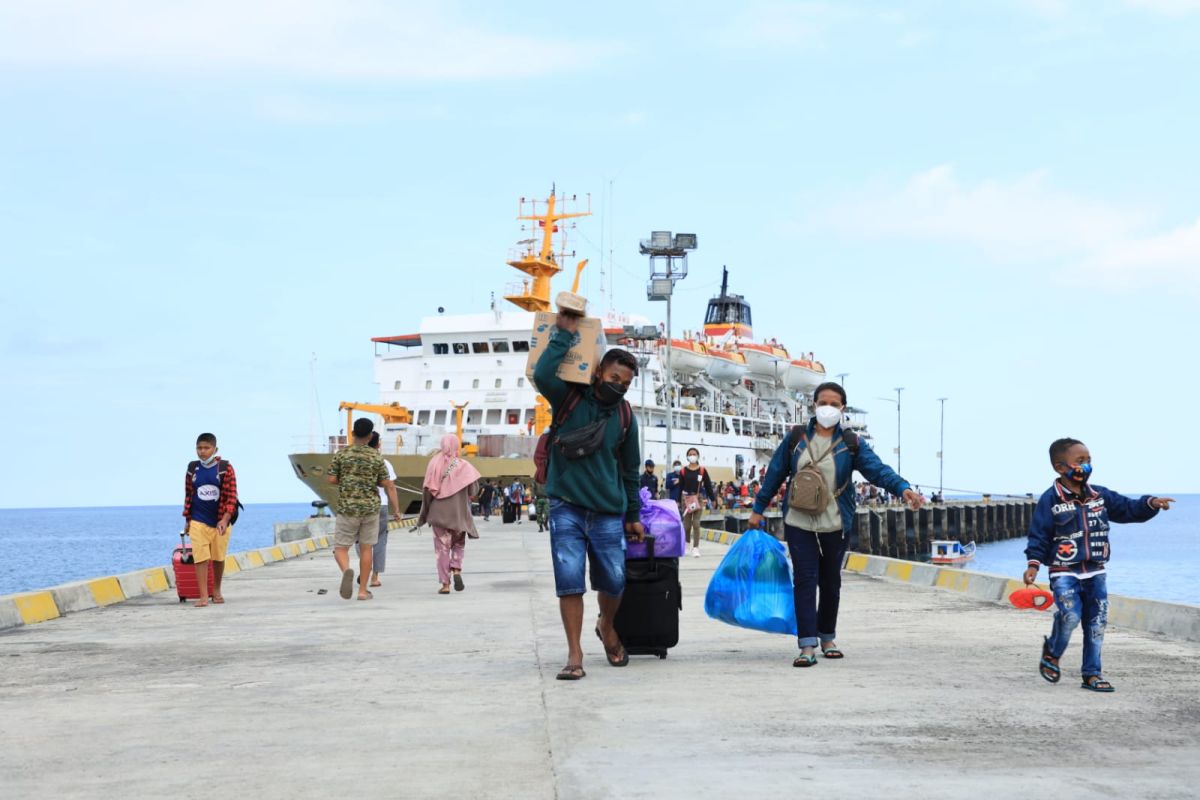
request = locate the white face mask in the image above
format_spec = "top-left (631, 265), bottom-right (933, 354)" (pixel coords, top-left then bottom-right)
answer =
top-left (814, 406), bottom-right (843, 428)
top-left (687, 455), bottom-right (699, 465)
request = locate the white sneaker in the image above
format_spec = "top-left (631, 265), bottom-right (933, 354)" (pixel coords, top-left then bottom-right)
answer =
top-left (692, 547), bottom-right (701, 558)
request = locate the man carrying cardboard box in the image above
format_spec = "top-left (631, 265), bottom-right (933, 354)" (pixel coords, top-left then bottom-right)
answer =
top-left (532, 308), bottom-right (646, 681)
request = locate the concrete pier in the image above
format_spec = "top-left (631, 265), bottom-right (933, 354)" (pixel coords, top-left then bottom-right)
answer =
top-left (2, 519), bottom-right (1198, 799)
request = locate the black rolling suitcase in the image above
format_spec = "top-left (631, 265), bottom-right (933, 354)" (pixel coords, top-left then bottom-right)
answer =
top-left (502, 502), bottom-right (517, 524)
top-left (614, 535), bottom-right (681, 659)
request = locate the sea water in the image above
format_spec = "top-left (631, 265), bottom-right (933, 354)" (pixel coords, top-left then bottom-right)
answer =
top-left (0, 503), bottom-right (314, 596)
top-left (969, 494), bottom-right (1199, 606)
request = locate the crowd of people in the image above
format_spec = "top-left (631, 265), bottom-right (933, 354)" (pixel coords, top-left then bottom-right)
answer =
top-left (181, 313), bottom-right (1174, 693)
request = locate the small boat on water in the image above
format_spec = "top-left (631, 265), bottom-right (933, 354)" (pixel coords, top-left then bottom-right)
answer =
top-left (930, 539), bottom-right (976, 566)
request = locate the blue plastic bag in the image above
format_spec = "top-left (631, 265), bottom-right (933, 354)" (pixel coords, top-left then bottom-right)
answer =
top-left (704, 527), bottom-right (797, 636)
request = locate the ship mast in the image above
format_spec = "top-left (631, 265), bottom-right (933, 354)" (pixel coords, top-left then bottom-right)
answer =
top-left (505, 188), bottom-right (591, 313)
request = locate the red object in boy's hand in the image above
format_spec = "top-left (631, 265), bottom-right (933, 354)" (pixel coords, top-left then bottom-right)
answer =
top-left (1009, 586), bottom-right (1055, 611)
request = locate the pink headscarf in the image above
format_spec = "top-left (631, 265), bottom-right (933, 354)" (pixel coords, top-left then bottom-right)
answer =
top-left (423, 434), bottom-right (482, 498)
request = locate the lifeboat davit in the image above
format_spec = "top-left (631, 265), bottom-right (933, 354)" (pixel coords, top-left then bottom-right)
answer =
top-left (659, 338), bottom-right (710, 376)
top-left (738, 341), bottom-right (789, 379)
top-left (784, 358), bottom-right (826, 394)
top-left (706, 348), bottom-right (748, 384)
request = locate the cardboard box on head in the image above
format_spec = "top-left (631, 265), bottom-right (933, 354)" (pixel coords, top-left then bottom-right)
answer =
top-left (526, 311), bottom-right (605, 386)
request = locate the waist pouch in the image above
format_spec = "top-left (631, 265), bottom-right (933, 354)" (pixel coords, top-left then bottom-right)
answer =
top-left (555, 417), bottom-right (611, 460)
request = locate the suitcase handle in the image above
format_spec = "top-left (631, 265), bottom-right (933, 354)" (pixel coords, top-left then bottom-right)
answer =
top-left (643, 534), bottom-right (656, 569)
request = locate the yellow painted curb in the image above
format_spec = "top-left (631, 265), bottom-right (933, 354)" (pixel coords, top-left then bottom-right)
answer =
top-left (287, 543), bottom-right (301, 558)
top-left (224, 557), bottom-right (241, 574)
top-left (319, 536), bottom-right (329, 547)
top-left (935, 570), bottom-right (971, 592)
top-left (303, 539), bottom-right (316, 553)
top-left (270, 547), bottom-right (285, 561)
top-left (845, 553), bottom-right (869, 572)
top-left (15, 592), bottom-right (60, 625)
top-left (885, 562), bottom-right (914, 582)
top-left (87, 577), bottom-right (125, 607)
top-left (143, 569), bottom-right (170, 593)
top-left (247, 551), bottom-right (265, 567)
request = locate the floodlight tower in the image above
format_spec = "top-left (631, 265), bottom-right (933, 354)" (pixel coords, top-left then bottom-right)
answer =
top-left (641, 231), bottom-right (698, 470)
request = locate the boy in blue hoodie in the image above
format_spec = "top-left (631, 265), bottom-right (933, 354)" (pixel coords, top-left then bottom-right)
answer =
top-left (1023, 438), bottom-right (1174, 692)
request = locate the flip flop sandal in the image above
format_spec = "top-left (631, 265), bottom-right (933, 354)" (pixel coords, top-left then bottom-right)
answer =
top-left (339, 569), bottom-right (355, 600)
top-left (594, 626), bottom-right (629, 667)
top-left (1039, 638), bottom-right (1061, 684)
top-left (793, 654), bottom-right (818, 667)
top-left (556, 665), bottom-right (586, 681)
top-left (437, 586), bottom-right (450, 594)
top-left (212, 597), bottom-right (225, 604)
top-left (1081, 675), bottom-right (1115, 692)
top-left (357, 591), bottom-right (374, 601)
top-left (453, 573), bottom-right (465, 592)
top-left (821, 646), bottom-right (844, 659)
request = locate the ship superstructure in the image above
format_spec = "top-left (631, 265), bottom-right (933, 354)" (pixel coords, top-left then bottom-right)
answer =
top-left (288, 190), bottom-right (864, 513)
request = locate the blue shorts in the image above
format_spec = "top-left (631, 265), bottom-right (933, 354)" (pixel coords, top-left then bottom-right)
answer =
top-left (548, 498), bottom-right (627, 597)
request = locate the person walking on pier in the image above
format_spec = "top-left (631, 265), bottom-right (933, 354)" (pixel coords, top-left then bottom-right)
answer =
top-left (679, 448), bottom-right (714, 558)
top-left (356, 432), bottom-right (396, 588)
top-left (1023, 438), bottom-right (1175, 692)
top-left (750, 382), bottom-right (922, 667)
top-left (640, 459), bottom-right (660, 498)
top-left (665, 460), bottom-right (683, 503)
top-left (533, 311), bottom-right (645, 681)
top-left (182, 433), bottom-right (240, 607)
top-left (418, 434), bottom-right (482, 594)
top-left (479, 481), bottom-right (495, 521)
top-left (328, 418), bottom-right (401, 601)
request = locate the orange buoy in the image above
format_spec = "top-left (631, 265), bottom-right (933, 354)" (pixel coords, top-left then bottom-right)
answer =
top-left (1009, 586), bottom-right (1056, 611)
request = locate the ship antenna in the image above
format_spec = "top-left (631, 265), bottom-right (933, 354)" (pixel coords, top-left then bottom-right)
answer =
top-left (720, 266), bottom-right (728, 298)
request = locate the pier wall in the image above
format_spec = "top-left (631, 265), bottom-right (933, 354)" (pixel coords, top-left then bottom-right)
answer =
top-left (0, 517), bottom-right (419, 632)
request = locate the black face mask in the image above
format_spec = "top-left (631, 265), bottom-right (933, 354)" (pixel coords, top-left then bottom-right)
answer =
top-left (595, 381), bottom-right (627, 406)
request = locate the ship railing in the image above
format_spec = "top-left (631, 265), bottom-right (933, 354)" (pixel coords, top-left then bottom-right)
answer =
top-left (290, 435), bottom-right (412, 456)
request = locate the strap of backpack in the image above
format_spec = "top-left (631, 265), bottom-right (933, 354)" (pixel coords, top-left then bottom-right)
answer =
top-left (187, 460), bottom-right (200, 479)
top-left (617, 400), bottom-right (632, 444)
top-left (552, 388), bottom-right (583, 430)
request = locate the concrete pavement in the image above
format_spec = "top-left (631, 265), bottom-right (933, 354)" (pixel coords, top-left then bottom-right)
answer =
top-left (2, 518), bottom-right (1199, 799)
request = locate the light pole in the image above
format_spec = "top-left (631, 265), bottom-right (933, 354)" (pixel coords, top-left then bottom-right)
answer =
top-left (937, 397), bottom-right (948, 497)
top-left (876, 386), bottom-right (904, 472)
top-left (836, 372), bottom-right (849, 389)
top-left (642, 232), bottom-right (697, 470)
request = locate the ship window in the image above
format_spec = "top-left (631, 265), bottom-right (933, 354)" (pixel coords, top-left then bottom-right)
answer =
top-left (433, 410), bottom-right (447, 425)
top-left (424, 380), bottom-right (432, 390)
top-left (512, 340), bottom-right (530, 352)
top-left (467, 409), bottom-right (482, 425)
top-left (417, 410), bottom-right (430, 425)
top-left (495, 379), bottom-right (502, 389)
top-left (524, 408), bottom-right (535, 423)
top-left (472, 342), bottom-right (490, 354)
top-left (393, 380), bottom-right (401, 390)
top-left (743, 305), bottom-right (752, 326)
top-left (472, 379), bottom-right (480, 389)
top-left (486, 409), bottom-right (502, 425)
top-left (490, 339), bottom-right (510, 353)
top-left (704, 415), bottom-right (716, 433)
top-left (452, 343), bottom-right (469, 355)
top-left (433, 343), bottom-right (449, 355)
top-left (517, 377), bottom-right (525, 388)
top-left (506, 409), bottom-right (520, 425)
top-left (442, 380), bottom-right (450, 389)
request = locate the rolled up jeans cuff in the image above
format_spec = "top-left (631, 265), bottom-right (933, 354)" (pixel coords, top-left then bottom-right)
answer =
top-left (797, 636), bottom-right (820, 648)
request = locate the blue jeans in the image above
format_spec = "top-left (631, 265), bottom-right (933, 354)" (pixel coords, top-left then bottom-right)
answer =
top-left (785, 525), bottom-right (848, 649)
top-left (1046, 573), bottom-right (1109, 677)
top-left (548, 498), bottom-right (626, 597)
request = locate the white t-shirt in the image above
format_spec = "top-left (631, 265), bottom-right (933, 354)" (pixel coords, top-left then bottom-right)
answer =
top-left (377, 458), bottom-right (397, 506)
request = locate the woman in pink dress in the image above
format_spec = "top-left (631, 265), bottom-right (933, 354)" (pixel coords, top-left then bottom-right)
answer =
top-left (418, 435), bottom-right (482, 594)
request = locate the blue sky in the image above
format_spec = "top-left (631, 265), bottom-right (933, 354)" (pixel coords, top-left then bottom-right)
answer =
top-left (2, 0), bottom-right (1197, 509)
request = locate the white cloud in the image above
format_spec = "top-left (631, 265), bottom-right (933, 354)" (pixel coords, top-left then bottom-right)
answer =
top-left (1123, 0), bottom-right (1200, 14)
top-left (0, 0), bottom-right (614, 80)
top-left (256, 94), bottom-right (449, 125)
top-left (810, 165), bottom-right (1199, 291)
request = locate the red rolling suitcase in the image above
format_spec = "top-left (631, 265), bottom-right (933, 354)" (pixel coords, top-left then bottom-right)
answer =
top-left (173, 532), bottom-right (215, 603)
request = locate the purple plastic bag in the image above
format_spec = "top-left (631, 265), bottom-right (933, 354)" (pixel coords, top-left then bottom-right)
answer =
top-left (628, 487), bottom-right (687, 559)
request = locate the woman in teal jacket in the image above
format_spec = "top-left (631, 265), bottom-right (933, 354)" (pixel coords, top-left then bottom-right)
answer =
top-left (749, 382), bottom-right (923, 667)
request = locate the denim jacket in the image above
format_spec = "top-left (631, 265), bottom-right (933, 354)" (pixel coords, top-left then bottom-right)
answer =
top-left (752, 421), bottom-right (911, 544)
top-left (1025, 481), bottom-right (1158, 578)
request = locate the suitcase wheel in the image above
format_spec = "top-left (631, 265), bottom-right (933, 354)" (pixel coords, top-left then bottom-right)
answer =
top-left (658, 653), bottom-right (667, 659)
top-left (178, 596), bottom-right (187, 603)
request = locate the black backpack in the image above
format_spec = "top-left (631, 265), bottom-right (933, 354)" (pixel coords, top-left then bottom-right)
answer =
top-left (187, 459), bottom-right (244, 525)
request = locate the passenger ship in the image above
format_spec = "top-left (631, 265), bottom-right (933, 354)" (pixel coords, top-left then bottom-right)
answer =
top-left (288, 191), bottom-right (869, 513)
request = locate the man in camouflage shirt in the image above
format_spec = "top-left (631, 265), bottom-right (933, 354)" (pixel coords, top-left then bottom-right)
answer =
top-left (328, 418), bottom-right (400, 600)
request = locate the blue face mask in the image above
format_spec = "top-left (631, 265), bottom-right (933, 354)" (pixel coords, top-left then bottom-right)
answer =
top-left (1062, 462), bottom-right (1092, 483)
